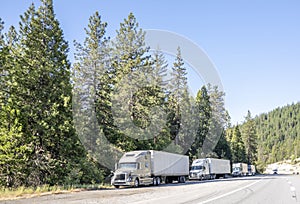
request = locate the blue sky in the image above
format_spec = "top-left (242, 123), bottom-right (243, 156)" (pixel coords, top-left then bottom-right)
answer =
top-left (1, 0), bottom-right (300, 124)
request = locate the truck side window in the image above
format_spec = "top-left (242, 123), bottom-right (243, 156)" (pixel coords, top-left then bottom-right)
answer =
top-left (145, 162), bottom-right (149, 168)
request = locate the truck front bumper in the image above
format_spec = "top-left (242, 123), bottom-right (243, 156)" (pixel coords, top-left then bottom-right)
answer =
top-left (112, 180), bottom-right (134, 186)
top-left (189, 173), bottom-right (201, 180)
top-left (232, 172), bottom-right (241, 177)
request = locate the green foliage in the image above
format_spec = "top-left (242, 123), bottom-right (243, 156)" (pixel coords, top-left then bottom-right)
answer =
top-left (1, 1), bottom-right (246, 188)
top-left (230, 125), bottom-right (247, 163)
top-left (214, 131), bottom-right (232, 160)
top-left (255, 102), bottom-right (300, 165)
top-left (205, 84), bottom-right (229, 158)
top-left (109, 12), bottom-right (154, 150)
top-left (241, 110), bottom-right (257, 164)
top-left (187, 86), bottom-right (211, 160)
top-left (0, 0), bottom-right (106, 187)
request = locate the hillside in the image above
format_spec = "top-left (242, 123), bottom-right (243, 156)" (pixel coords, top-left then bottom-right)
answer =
top-left (265, 158), bottom-right (300, 174)
top-left (254, 102), bottom-right (300, 168)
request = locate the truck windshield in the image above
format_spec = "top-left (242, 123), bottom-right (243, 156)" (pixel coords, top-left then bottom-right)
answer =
top-left (191, 166), bottom-right (203, 170)
top-left (119, 162), bottom-right (137, 169)
top-left (233, 167), bottom-right (240, 171)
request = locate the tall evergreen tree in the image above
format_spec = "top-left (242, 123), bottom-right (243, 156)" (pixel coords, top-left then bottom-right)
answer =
top-left (167, 47), bottom-right (188, 145)
top-left (151, 48), bottom-right (168, 88)
top-left (110, 12), bottom-right (159, 151)
top-left (1, 0), bottom-right (89, 186)
top-left (242, 110), bottom-right (257, 164)
top-left (73, 11), bottom-right (108, 146)
top-left (187, 86), bottom-right (211, 159)
top-left (202, 84), bottom-right (227, 157)
top-left (146, 48), bottom-right (171, 149)
top-left (231, 125), bottom-right (247, 163)
top-left (73, 11), bottom-right (123, 170)
top-left (0, 18), bottom-right (29, 187)
top-left (0, 18), bottom-right (5, 100)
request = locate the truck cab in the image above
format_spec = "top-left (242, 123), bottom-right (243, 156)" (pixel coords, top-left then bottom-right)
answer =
top-left (232, 163), bottom-right (248, 177)
top-left (111, 151), bottom-right (153, 188)
top-left (189, 159), bottom-right (211, 180)
top-left (232, 166), bottom-right (242, 177)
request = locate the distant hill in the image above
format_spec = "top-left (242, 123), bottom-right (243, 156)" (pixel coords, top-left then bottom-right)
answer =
top-left (254, 102), bottom-right (300, 167)
top-left (265, 158), bottom-right (300, 175)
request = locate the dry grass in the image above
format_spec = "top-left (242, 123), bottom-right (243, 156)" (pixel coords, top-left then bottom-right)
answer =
top-left (0, 184), bottom-right (113, 201)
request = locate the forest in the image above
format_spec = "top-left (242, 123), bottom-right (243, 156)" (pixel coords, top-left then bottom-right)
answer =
top-left (0, 0), bottom-right (298, 188)
top-left (254, 102), bottom-right (300, 168)
top-left (226, 102), bottom-right (300, 172)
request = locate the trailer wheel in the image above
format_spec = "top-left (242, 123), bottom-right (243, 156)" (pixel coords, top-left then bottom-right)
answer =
top-left (134, 179), bottom-right (139, 188)
top-left (156, 177), bottom-right (161, 186)
top-left (165, 177), bottom-right (170, 184)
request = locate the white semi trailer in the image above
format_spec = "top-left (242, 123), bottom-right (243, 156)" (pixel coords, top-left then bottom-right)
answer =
top-left (111, 150), bottom-right (189, 188)
top-left (189, 158), bottom-right (231, 180)
top-left (232, 163), bottom-right (248, 176)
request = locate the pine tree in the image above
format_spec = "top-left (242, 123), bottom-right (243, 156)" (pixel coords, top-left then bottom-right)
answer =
top-left (202, 84), bottom-right (227, 157)
top-left (145, 48), bottom-right (171, 149)
top-left (0, 18), bottom-right (5, 100)
top-left (242, 110), bottom-right (257, 164)
top-left (151, 48), bottom-right (168, 88)
top-left (73, 11), bottom-right (123, 170)
top-left (0, 18), bottom-right (28, 187)
top-left (1, 0), bottom-right (87, 186)
top-left (187, 86), bottom-right (211, 159)
top-left (231, 125), bottom-right (246, 163)
top-left (110, 12), bottom-right (160, 151)
top-left (168, 47), bottom-right (187, 141)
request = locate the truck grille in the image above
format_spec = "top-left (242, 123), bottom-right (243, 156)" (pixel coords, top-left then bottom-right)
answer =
top-left (190, 173), bottom-right (197, 178)
top-left (115, 173), bottom-right (126, 180)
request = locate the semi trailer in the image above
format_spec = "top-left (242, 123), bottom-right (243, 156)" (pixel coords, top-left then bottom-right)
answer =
top-left (189, 158), bottom-right (231, 180)
top-left (111, 150), bottom-right (189, 188)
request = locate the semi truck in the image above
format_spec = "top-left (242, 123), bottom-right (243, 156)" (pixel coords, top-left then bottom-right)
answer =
top-left (189, 158), bottom-right (231, 180)
top-left (232, 163), bottom-right (248, 176)
top-left (248, 164), bottom-right (256, 176)
top-left (111, 150), bottom-right (189, 188)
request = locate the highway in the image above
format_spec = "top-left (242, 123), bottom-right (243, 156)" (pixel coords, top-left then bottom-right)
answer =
top-left (1, 174), bottom-right (299, 204)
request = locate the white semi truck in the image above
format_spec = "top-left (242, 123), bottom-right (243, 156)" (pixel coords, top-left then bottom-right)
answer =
top-left (189, 158), bottom-right (231, 180)
top-left (248, 164), bottom-right (256, 176)
top-left (232, 163), bottom-right (248, 176)
top-left (111, 150), bottom-right (189, 188)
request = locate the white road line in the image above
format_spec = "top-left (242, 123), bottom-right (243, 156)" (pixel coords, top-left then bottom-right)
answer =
top-left (198, 179), bottom-right (262, 204)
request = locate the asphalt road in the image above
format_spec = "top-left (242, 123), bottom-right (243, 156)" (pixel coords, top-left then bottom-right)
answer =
top-left (1, 174), bottom-right (299, 204)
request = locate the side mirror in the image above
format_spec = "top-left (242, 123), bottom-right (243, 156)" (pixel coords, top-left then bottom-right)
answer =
top-left (115, 163), bottom-right (118, 170)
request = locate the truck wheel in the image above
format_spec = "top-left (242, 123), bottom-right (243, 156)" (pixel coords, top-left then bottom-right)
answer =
top-left (156, 177), bottom-right (161, 186)
top-left (114, 185), bottom-right (120, 189)
top-left (153, 177), bottom-right (157, 186)
top-left (134, 179), bottom-right (139, 188)
top-left (178, 176), bottom-right (185, 183)
top-left (165, 177), bottom-right (170, 184)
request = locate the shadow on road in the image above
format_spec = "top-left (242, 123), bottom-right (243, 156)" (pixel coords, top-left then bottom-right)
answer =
top-left (112, 174), bottom-right (287, 190)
